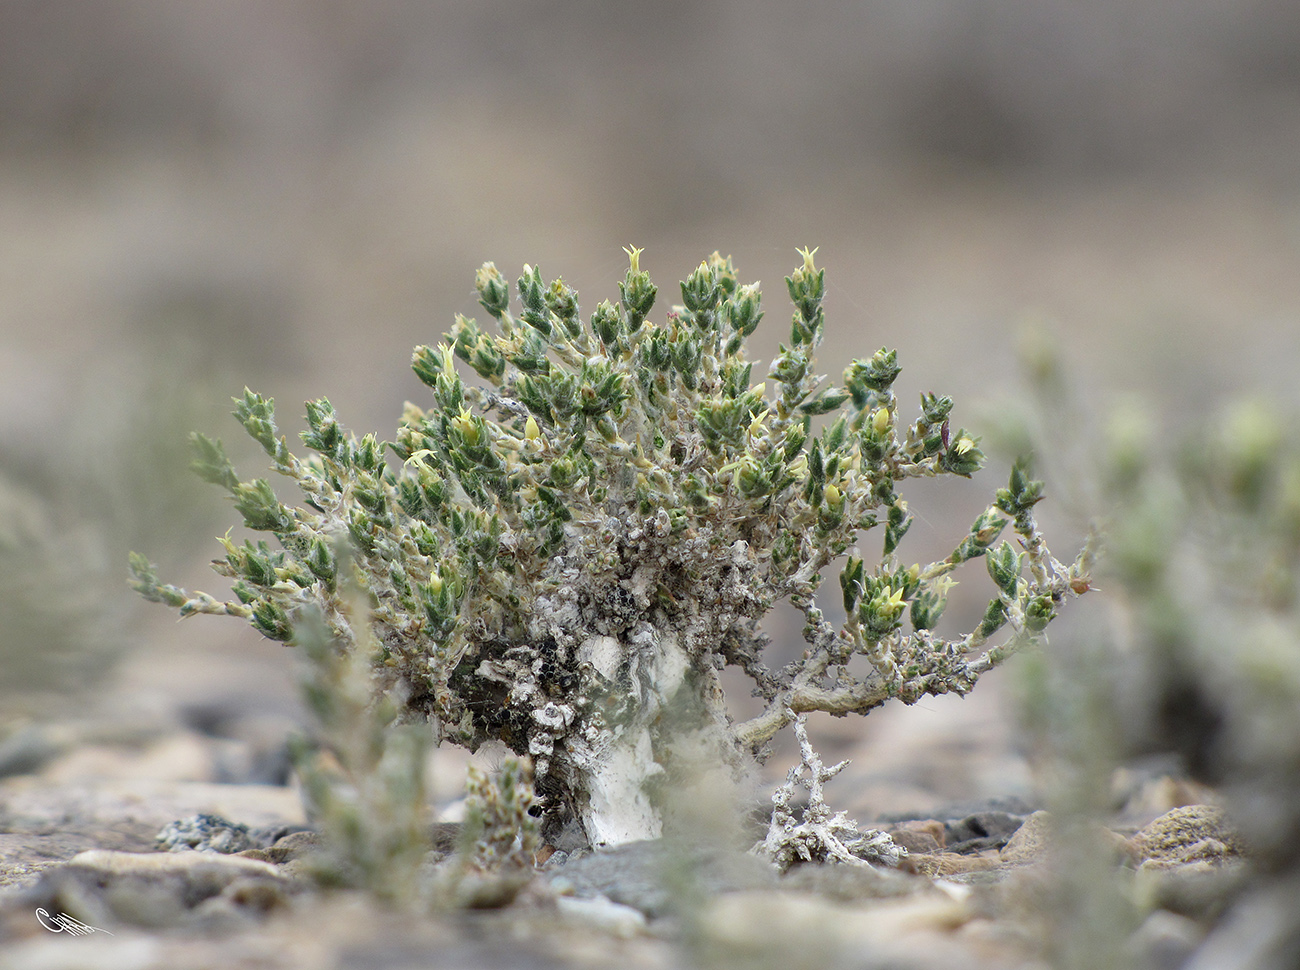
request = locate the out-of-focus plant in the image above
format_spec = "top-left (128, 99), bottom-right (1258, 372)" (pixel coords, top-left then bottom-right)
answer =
top-left (0, 475), bottom-right (123, 713)
top-left (1104, 394), bottom-right (1300, 836)
top-left (0, 361), bottom-right (231, 722)
top-left (131, 248), bottom-right (1089, 852)
top-left (999, 322), bottom-right (1300, 969)
top-left (288, 584), bottom-right (430, 903)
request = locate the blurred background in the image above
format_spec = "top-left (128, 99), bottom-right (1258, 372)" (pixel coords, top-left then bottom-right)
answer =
top-left (2, 0), bottom-right (1300, 817)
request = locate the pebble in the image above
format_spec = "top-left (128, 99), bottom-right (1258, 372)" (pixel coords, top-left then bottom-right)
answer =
top-left (1128, 805), bottom-right (1244, 868)
top-left (554, 894), bottom-right (648, 937)
top-left (943, 811), bottom-right (1028, 854)
top-left (999, 811), bottom-right (1053, 866)
top-left (1123, 910), bottom-right (1205, 970)
top-left (156, 814), bottom-right (255, 854)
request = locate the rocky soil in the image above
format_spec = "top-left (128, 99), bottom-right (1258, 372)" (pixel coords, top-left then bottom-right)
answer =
top-left (0, 648), bottom-right (1251, 970)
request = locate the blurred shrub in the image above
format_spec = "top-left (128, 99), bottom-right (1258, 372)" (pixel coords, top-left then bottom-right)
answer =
top-left (0, 357), bottom-right (230, 720)
top-left (1001, 329), bottom-right (1300, 968)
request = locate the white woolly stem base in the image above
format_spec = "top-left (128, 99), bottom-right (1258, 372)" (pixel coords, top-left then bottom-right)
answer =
top-left (572, 726), bottom-right (665, 846)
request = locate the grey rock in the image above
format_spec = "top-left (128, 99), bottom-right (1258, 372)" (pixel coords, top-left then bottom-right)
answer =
top-left (780, 860), bottom-right (927, 901)
top-left (554, 894), bottom-right (647, 937)
top-left (156, 813), bottom-right (256, 853)
top-left (0, 724), bottom-right (72, 780)
top-left (1124, 911), bottom-right (1204, 970)
top-left (943, 811), bottom-right (1028, 854)
top-left (153, 813), bottom-right (309, 855)
top-left (546, 839), bottom-right (776, 918)
top-left (1185, 875), bottom-right (1300, 970)
top-left (1137, 861), bottom-right (1250, 924)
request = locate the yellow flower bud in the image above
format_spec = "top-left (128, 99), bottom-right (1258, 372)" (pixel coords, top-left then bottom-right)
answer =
top-left (623, 244), bottom-right (643, 274)
top-left (525, 416), bottom-right (540, 440)
top-left (452, 409), bottom-right (480, 446)
top-left (797, 246), bottom-right (818, 274)
top-left (879, 585), bottom-right (906, 617)
top-left (872, 407), bottom-right (890, 436)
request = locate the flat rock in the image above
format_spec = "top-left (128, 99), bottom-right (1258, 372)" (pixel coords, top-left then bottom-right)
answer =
top-left (5, 849), bottom-right (293, 934)
top-left (701, 888), bottom-right (1018, 970)
top-left (0, 777), bottom-right (306, 896)
top-left (901, 852), bottom-right (1004, 877)
top-left (780, 859), bottom-right (928, 900)
top-left (546, 840), bottom-right (775, 917)
top-left (997, 810), bottom-right (1130, 868)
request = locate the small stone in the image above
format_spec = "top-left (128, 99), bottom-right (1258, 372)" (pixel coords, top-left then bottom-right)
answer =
top-left (1128, 805), bottom-right (1244, 868)
top-left (900, 852), bottom-right (1003, 877)
top-left (240, 829), bottom-right (324, 866)
top-left (1000, 810), bottom-right (1053, 866)
top-left (1135, 860), bottom-right (1249, 923)
top-left (67, 848), bottom-right (286, 879)
top-left (1123, 910), bottom-right (1205, 970)
top-left (555, 893), bottom-right (648, 937)
top-left (886, 819), bottom-right (945, 854)
top-left (701, 889), bottom-right (991, 969)
top-left (943, 811), bottom-right (1027, 854)
top-left (156, 813), bottom-right (255, 853)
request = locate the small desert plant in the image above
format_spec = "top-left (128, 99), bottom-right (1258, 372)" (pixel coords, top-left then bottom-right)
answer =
top-left (131, 248), bottom-right (1089, 850)
top-left (287, 580), bottom-right (430, 901)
